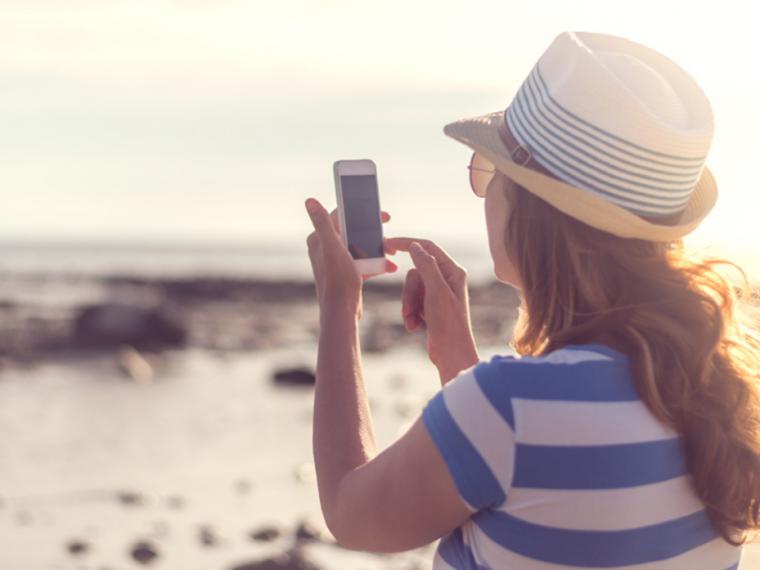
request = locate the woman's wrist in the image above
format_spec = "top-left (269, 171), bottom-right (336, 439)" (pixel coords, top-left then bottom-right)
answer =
top-left (319, 296), bottom-right (362, 325)
top-left (436, 339), bottom-right (480, 384)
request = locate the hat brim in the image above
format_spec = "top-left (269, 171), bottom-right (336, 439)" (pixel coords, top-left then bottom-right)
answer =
top-left (444, 110), bottom-right (718, 242)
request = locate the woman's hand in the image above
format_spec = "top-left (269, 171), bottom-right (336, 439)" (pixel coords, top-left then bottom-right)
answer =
top-left (305, 198), bottom-right (397, 318)
top-left (384, 237), bottom-right (479, 384)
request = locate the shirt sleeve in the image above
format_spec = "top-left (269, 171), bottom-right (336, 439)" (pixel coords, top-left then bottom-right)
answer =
top-left (421, 354), bottom-right (517, 512)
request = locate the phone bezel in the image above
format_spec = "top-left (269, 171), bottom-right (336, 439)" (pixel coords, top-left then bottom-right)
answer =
top-left (333, 159), bottom-right (386, 275)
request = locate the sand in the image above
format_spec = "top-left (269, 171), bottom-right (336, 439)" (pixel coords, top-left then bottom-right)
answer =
top-left (0, 345), bottom-right (450, 569)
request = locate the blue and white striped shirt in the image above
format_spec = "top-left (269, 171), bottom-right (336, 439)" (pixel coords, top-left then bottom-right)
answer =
top-left (422, 343), bottom-right (741, 569)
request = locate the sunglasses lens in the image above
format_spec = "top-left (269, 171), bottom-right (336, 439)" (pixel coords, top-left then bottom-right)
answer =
top-left (469, 152), bottom-right (496, 197)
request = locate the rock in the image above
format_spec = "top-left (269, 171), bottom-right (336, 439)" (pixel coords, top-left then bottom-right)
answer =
top-left (66, 539), bottom-right (89, 556)
top-left (116, 346), bottom-right (154, 383)
top-left (116, 490), bottom-right (145, 507)
top-left (130, 540), bottom-right (159, 565)
top-left (294, 517), bottom-right (330, 543)
top-left (198, 524), bottom-right (219, 547)
top-left (73, 303), bottom-right (187, 351)
top-left (272, 367), bottom-right (315, 386)
top-left (229, 548), bottom-right (322, 570)
top-left (293, 462), bottom-right (315, 485)
top-left (249, 525), bottom-right (282, 542)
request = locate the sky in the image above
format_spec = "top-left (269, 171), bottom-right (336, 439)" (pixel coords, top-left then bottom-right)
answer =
top-left (0, 0), bottom-right (758, 274)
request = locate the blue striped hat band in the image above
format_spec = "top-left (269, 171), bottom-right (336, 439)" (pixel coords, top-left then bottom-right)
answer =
top-left (504, 63), bottom-right (707, 218)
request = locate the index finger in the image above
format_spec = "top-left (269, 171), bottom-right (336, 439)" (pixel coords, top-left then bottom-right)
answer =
top-left (384, 237), bottom-right (459, 269)
top-left (385, 237), bottom-right (467, 287)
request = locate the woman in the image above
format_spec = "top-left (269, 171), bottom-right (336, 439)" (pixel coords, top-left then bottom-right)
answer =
top-left (304, 31), bottom-right (760, 568)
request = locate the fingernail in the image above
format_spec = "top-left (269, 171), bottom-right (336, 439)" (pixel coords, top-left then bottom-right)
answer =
top-left (305, 199), bottom-right (317, 214)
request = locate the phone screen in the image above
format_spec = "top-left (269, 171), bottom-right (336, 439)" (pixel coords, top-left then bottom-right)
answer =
top-left (340, 174), bottom-right (384, 260)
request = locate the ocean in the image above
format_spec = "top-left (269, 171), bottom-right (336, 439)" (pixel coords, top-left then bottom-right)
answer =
top-left (0, 239), bottom-right (498, 284)
top-left (0, 238), bottom-right (756, 286)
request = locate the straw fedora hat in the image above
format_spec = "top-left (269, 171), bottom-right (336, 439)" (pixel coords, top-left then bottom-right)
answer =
top-left (444, 31), bottom-right (718, 242)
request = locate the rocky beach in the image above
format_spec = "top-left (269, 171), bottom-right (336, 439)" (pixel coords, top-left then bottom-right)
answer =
top-left (0, 274), bottom-right (522, 360)
top-left (2, 271), bottom-right (759, 569)
top-left (0, 272), bottom-right (523, 569)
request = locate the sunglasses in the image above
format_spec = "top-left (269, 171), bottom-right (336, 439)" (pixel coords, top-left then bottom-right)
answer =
top-left (467, 152), bottom-right (496, 198)
top-left (467, 143), bottom-right (533, 197)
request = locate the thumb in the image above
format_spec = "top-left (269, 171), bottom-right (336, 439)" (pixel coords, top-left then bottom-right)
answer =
top-left (305, 198), bottom-right (341, 250)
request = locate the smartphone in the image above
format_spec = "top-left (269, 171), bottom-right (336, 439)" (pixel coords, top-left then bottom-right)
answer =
top-left (333, 159), bottom-right (386, 276)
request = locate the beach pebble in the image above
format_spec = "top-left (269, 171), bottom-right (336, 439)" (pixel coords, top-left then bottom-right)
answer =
top-left (116, 345), bottom-right (154, 383)
top-left (65, 539), bottom-right (90, 556)
top-left (250, 525), bottom-right (282, 542)
top-left (294, 517), bottom-right (330, 543)
top-left (229, 548), bottom-right (322, 570)
top-left (116, 490), bottom-right (145, 507)
top-left (272, 366), bottom-right (315, 386)
top-left (130, 540), bottom-right (160, 565)
top-left (293, 462), bottom-right (316, 484)
top-left (198, 524), bottom-right (220, 547)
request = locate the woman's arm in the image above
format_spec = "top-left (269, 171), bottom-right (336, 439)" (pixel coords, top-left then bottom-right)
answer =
top-left (312, 302), bottom-right (375, 533)
top-left (305, 198), bottom-right (474, 551)
top-left (304, 196), bottom-right (386, 538)
top-left (312, 302), bottom-right (472, 552)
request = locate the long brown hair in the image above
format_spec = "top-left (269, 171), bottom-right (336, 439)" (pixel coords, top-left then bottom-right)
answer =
top-left (501, 180), bottom-right (760, 544)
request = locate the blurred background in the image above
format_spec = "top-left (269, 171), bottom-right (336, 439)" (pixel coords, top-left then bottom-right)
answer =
top-left (0, 1), bottom-right (758, 569)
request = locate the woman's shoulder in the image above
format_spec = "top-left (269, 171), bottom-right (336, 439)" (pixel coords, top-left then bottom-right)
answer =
top-left (471, 343), bottom-right (638, 403)
top-left (480, 343), bottom-right (630, 367)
